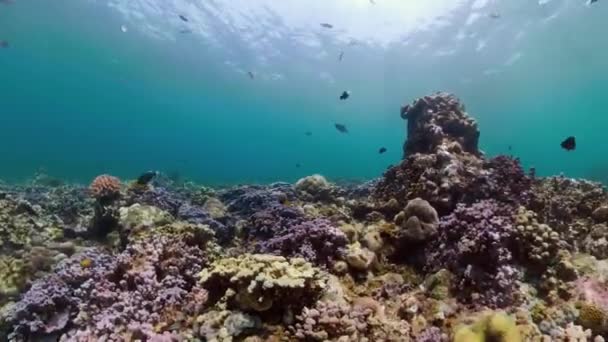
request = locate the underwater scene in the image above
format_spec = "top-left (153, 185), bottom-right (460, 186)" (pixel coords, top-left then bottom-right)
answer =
top-left (2, 0), bottom-right (608, 341)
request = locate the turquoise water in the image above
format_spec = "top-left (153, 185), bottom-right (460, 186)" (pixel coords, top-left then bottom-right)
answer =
top-left (1, 0), bottom-right (607, 185)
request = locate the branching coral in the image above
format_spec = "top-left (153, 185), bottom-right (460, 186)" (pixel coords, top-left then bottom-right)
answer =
top-left (290, 300), bottom-right (411, 341)
top-left (89, 175), bottom-right (121, 202)
top-left (256, 218), bottom-right (348, 268)
top-left (199, 254), bottom-right (327, 313)
top-left (425, 200), bottom-right (521, 307)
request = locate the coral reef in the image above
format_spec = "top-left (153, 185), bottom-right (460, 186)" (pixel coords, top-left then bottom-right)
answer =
top-left (3, 92), bottom-right (608, 342)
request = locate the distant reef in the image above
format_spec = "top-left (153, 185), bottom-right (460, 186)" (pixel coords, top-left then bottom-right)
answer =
top-left (2, 92), bottom-right (608, 341)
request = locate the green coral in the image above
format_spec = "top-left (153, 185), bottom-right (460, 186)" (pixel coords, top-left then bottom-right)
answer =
top-left (422, 268), bottom-right (453, 300)
top-left (454, 311), bottom-right (521, 342)
top-left (199, 254), bottom-right (327, 312)
top-left (0, 256), bottom-right (27, 304)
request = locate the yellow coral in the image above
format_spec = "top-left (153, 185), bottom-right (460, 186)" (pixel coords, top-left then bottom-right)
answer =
top-left (199, 254), bottom-right (326, 312)
top-left (454, 311), bottom-right (521, 342)
top-left (0, 256), bottom-right (27, 302)
top-left (577, 302), bottom-right (607, 334)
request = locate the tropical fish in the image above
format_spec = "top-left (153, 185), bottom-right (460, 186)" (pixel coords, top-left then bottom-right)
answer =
top-left (561, 136), bottom-right (576, 151)
top-left (379, 147), bottom-right (387, 154)
top-left (489, 13), bottom-right (501, 19)
top-left (137, 171), bottom-right (158, 185)
top-left (248, 71), bottom-right (255, 80)
top-left (320, 23), bottom-right (333, 29)
top-left (305, 131), bottom-right (312, 136)
top-left (339, 91), bottom-right (350, 100)
top-left (335, 123), bottom-right (348, 133)
top-left (179, 15), bottom-right (189, 22)
top-left (296, 163), bottom-right (301, 168)
top-left (588, 0), bottom-right (598, 4)
top-left (338, 51), bottom-right (344, 61)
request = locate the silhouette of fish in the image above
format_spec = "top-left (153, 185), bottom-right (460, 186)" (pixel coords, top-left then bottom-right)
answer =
top-left (379, 147), bottom-right (387, 154)
top-left (179, 15), bottom-right (189, 22)
top-left (320, 23), bottom-right (333, 29)
top-left (305, 131), bottom-right (312, 136)
top-left (179, 29), bottom-right (192, 34)
top-left (296, 163), bottom-right (301, 168)
top-left (339, 91), bottom-right (350, 100)
top-left (561, 136), bottom-right (576, 151)
top-left (335, 123), bottom-right (348, 133)
top-left (508, 145), bottom-right (512, 151)
top-left (338, 51), bottom-right (344, 61)
top-left (137, 171), bottom-right (158, 185)
top-left (588, 0), bottom-right (598, 4)
top-left (0, 40), bottom-right (8, 48)
top-left (248, 71), bottom-right (254, 80)
top-left (489, 13), bottom-right (500, 19)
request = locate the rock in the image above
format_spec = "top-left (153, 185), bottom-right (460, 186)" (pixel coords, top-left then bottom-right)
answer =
top-left (593, 206), bottom-right (608, 223)
top-left (295, 174), bottom-right (335, 202)
top-left (118, 204), bottom-right (174, 234)
top-left (345, 243), bottom-right (377, 271)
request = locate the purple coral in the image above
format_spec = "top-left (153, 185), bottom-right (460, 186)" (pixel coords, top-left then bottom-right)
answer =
top-left (5, 275), bottom-right (74, 339)
top-left (472, 155), bottom-right (534, 205)
top-left (6, 229), bottom-right (212, 340)
top-left (248, 203), bottom-right (306, 239)
top-left (257, 218), bottom-right (348, 267)
top-left (219, 183), bottom-right (295, 217)
top-left (425, 200), bottom-right (521, 308)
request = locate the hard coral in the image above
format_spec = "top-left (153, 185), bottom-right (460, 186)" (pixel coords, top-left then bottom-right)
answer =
top-left (290, 300), bottom-right (411, 341)
top-left (454, 311), bottom-right (521, 342)
top-left (295, 174), bottom-right (335, 202)
top-left (199, 254), bottom-right (326, 313)
top-left (257, 218), bottom-right (348, 268)
top-left (89, 175), bottom-right (121, 202)
top-left (425, 200), bottom-right (520, 307)
top-left (394, 198), bottom-right (439, 243)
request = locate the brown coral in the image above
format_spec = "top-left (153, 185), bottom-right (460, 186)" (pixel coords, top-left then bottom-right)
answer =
top-left (89, 174), bottom-right (121, 201)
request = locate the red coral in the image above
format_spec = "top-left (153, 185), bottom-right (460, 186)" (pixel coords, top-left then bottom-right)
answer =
top-left (89, 175), bottom-right (121, 201)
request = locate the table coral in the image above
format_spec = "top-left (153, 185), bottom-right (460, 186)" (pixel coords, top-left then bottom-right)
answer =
top-left (199, 254), bottom-right (327, 313)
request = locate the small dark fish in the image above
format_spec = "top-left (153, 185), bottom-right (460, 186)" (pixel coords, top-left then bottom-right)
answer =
top-left (335, 123), bottom-right (348, 133)
top-left (0, 40), bottom-right (8, 48)
top-left (320, 23), bottom-right (333, 29)
top-left (339, 91), bottom-right (350, 100)
top-left (136, 171), bottom-right (158, 185)
top-left (338, 51), bottom-right (344, 61)
top-left (560, 136), bottom-right (576, 151)
top-left (179, 15), bottom-right (189, 22)
top-left (589, 0), bottom-right (598, 4)
top-left (379, 147), bottom-right (387, 154)
top-left (305, 131), bottom-right (312, 136)
top-left (248, 71), bottom-right (255, 80)
top-left (508, 145), bottom-right (512, 151)
top-left (296, 163), bottom-right (301, 168)
top-left (489, 13), bottom-right (500, 19)
top-left (179, 29), bottom-right (192, 34)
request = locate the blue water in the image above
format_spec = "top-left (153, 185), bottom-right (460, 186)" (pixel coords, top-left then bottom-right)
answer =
top-left (1, 0), bottom-right (607, 185)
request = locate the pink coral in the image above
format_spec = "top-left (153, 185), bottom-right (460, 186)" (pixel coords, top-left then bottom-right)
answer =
top-left (89, 175), bottom-right (121, 201)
